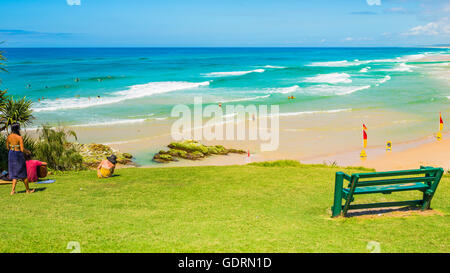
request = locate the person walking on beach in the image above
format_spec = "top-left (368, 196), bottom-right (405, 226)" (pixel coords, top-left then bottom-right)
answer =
top-left (6, 123), bottom-right (35, 195)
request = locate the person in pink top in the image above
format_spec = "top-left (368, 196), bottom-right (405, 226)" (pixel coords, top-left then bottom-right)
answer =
top-left (24, 151), bottom-right (47, 182)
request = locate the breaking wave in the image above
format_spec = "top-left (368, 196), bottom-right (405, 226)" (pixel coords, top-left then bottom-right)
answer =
top-left (203, 69), bottom-right (265, 77)
top-left (303, 73), bottom-right (352, 84)
top-left (33, 81), bottom-right (211, 112)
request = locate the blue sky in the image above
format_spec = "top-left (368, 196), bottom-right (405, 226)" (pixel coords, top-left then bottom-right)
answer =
top-left (0, 0), bottom-right (449, 47)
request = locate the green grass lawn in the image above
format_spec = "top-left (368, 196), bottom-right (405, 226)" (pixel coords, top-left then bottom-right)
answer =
top-left (0, 161), bottom-right (448, 253)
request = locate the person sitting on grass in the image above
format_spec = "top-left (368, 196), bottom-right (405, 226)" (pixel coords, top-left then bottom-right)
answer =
top-left (97, 155), bottom-right (116, 178)
top-left (24, 150), bottom-right (47, 183)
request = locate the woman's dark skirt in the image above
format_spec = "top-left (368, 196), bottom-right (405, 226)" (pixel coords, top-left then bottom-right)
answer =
top-left (8, 150), bottom-right (27, 180)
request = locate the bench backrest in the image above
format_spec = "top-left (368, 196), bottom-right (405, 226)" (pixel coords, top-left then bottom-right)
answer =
top-left (344, 167), bottom-right (442, 188)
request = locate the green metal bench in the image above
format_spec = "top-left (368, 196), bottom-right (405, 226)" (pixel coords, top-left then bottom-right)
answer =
top-left (331, 166), bottom-right (444, 217)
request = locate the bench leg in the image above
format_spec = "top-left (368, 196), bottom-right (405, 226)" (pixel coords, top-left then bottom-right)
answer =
top-left (421, 169), bottom-right (444, 211)
top-left (421, 191), bottom-right (432, 211)
top-left (332, 172), bottom-right (344, 217)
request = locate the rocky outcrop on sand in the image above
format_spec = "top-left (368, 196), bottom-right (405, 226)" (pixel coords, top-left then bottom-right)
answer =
top-left (153, 140), bottom-right (246, 163)
top-left (75, 143), bottom-right (134, 168)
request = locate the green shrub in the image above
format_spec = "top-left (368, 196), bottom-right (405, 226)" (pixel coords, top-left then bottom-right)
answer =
top-left (248, 160), bottom-right (302, 167)
top-left (33, 125), bottom-right (84, 171)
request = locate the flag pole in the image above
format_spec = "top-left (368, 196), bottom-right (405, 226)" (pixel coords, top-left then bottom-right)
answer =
top-left (437, 112), bottom-right (443, 141)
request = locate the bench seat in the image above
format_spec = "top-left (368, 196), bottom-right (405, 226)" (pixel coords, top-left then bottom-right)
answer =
top-left (343, 182), bottom-right (429, 195)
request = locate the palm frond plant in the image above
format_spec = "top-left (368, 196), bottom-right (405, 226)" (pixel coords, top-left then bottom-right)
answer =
top-left (0, 96), bottom-right (34, 132)
top-left (0, 134), bottom-right (7, 170)
top-left (0, 49), bottom-right (7, 114)
top-left (34, 125), bottom-right (84, 171)
top-left (0, 49), bottom-right (6, 73)
top-left (0, 89), bottom-right (6, 108)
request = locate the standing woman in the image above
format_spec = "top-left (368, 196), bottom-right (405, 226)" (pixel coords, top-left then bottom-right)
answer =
top-left (6, 123), bottom-right (34, 195)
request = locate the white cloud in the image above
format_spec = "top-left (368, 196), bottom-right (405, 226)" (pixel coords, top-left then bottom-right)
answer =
top-left (403, 17), bottom-right (450, 36)
top-left (367, 0), bottom-right (381, 6)
top-left (67, 0), bottom-right (81, 6)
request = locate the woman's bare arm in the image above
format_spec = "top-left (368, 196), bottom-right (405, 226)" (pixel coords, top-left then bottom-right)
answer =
top-left (19, 136), bottom-right (24, 152)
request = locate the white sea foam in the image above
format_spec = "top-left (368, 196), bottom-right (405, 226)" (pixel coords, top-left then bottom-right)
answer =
top-left (265, 84), bottom-right (369, 96)
top-left (219, 94), bottom-right (271, 103)
top-left (378, 75), bottom-right (391, 84)
top-left (203, 69), bottom-right (265, 77)
top-left (360, 66), bottom-right (371, 73)
top-left (27, 118), bottom-right (149, 130)
top-left (272, 108), bottom-right (352, 117)
top-left (382, 63), bottom-right (416, 72)
top-left (303, 85), bottom-right (371, 96)
top-left (263, 65), bottom-right (286, 69)
top-left (307, 53), bottom-right (430, 67)
top-left (71, 118), bottom-right (147, 127)
top-left (113, 81), bottom-right (211, 99)
top-left (33, 81), bottom-right (210, 112)
top-left (307, 60), bottom-right (366, 67)
top-left (303, 73), bottom-right (352, 84)
top-left (403, 54), bottom-right (426, 61)
top-left (422, 62), bottom-right (450, 67)
top-left (265, 85), bottom-right (300, 94)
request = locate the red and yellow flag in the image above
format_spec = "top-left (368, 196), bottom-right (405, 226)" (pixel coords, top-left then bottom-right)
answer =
top-left (363, 124), bottom-right (367, 148)
top-left (440, 112), bottom-right (444, 131)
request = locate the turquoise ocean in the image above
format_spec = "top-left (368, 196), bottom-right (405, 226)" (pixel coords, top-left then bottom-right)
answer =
top-left (1, 47), bottom-right (449, 130)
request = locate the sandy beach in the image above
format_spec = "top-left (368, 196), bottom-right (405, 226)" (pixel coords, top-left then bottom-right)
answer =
top-left (63, 108), bottom-right (449, 171)
top-left (361, 135), bottom-right (450, 171)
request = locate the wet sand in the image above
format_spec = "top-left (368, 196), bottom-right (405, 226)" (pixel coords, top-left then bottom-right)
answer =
top-left (56, 106), bottom-right (448, 171)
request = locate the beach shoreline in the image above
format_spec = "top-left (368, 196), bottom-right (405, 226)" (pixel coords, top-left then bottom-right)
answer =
top-left (20, 49), bottom-right (450, 172)
top-left (41, 111), bottom-right (449, 172)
